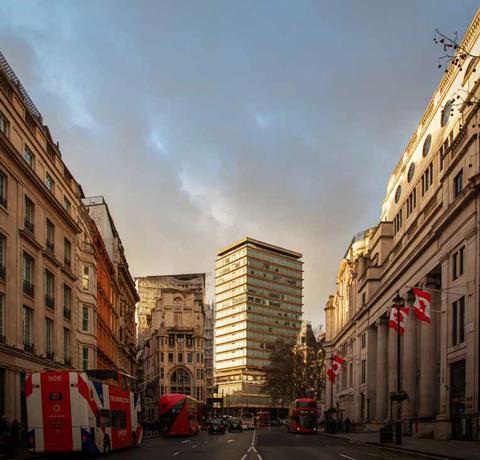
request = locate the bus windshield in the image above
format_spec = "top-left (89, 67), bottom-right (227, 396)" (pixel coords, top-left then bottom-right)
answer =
top-left (297, 401), bottom-right (316, 408)
top-left (86, 369), bottom-right (118, 385)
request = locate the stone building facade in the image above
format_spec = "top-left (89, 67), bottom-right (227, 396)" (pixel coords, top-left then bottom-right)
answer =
top-left (325, 11), bottom-right (480, 440)
top-left (84, 196), bottom-right (139, 375)
top-left (0, 51), bottom-right (82, 421)
top-left (137, 274), bottom-right (209, 422)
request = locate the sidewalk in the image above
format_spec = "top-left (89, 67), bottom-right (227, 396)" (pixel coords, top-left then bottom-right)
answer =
top-left (322, 431), bottom-right (480, 460)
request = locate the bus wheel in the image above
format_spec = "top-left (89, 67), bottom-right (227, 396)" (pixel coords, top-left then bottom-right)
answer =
top-left (103, 436), bottom-right (111, 454)
top-left (132, 432), bottom-right (137, 446)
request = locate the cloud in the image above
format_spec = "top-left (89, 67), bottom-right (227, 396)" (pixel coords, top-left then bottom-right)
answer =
top-left (0, 0), bottom-right (477, 324)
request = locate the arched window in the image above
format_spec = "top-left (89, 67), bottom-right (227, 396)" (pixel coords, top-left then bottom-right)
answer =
top-left (170, 368), bottom-right (192, 395)
top-left (174, 296), bottom-right (182, 305)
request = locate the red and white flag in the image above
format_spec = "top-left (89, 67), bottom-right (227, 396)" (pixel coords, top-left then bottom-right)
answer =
top-left (412, 288), bottom-right (431, 323)
top-left (388, 305), bottom-right (410, 335)
top-left (327, 355), bottom-right (345, 383)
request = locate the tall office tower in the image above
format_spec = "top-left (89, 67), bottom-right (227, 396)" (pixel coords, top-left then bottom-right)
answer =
top-left (214, 237), bottom-right (303, 410)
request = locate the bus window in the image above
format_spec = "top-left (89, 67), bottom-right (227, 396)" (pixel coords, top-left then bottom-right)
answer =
top-left (98, 409), bottom-right (111, 428)
top-left (111, 410), bottom-right (127, 429)
top-left (120, 375), bottom-right (129, 392)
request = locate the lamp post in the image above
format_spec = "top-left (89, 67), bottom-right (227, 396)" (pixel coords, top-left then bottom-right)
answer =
top-left (392, 291), bottom-right (404, 445)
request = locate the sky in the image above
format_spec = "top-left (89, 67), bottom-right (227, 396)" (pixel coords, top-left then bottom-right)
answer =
top-left (0, 0), bottom-right (477, 326)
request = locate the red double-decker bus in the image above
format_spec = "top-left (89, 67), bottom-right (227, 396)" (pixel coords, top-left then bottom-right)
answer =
top-left (159, 394), bottom-right (203, 436)
top-left (288, 398), bottom-right (318, 433)
top-left (26, 369), bottom-right (142, 454)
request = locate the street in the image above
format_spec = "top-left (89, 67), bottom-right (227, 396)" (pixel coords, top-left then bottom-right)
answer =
top-left (108, 427), bottom-right (433, 460)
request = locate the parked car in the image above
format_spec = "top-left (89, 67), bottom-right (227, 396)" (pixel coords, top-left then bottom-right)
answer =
top-left (208, 418), bottom-right (226, 435)
top-left (228, 418), bottom-right (242, 432)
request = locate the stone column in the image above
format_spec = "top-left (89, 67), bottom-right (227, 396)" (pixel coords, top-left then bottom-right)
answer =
top-left (375, 318), bottom-right (388, 422)
top-left (403, 302), bottom-right (417, 420)
top-left (387, 320), bottom-right (397, 420)
top-left (418, 280), bottom-right (438, 418)
top-left (367, 326), bottom-right (378, 422)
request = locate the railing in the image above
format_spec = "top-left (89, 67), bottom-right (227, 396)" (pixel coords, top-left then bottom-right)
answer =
top-left (24, 343), bottom-right (34, 353)
top-left (46, 240), bottom-right (55, 252)
top-left (452, 413), bottom-right (480, 441)
top-left (24, 219), bottom-right (34, 233)
top-left (0, 264), bottom-right (5, 281)
top-left (23, 280), bottom-right (34, 297)
top-left (0, 51), bottom-right (43, 122)
top-left (45, 294), bottom-right (55, 310)
top-left (63, 308), bottom-right (71, 320)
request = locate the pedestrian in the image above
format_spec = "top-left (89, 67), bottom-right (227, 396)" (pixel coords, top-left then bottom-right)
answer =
top-left (344, 417), bottom-right (351, 433)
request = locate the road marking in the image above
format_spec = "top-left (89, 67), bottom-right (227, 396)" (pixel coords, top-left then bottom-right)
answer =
top-left (340, 455), bottom-right (358, 460)
top-left (172, 452), bottom-right (180, 456)
top-left (181, 439), bottom-right (191, 443)
top-left (191, 445), bottom-right (196, 448)
top-left (240, 456), bottom-right (247, 460)
top-left (203, 440), bottom-right (208, 443)
top-left (227, 439), bottom-right (235, 443)
top-left (251, 428), bottom-right (256, 446)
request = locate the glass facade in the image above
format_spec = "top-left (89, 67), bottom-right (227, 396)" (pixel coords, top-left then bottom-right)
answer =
top-left (214, 238), bottom-right (303, 397)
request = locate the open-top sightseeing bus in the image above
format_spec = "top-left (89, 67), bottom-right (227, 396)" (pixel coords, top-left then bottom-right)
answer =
top-left (26, 369), bottom-right (142, 454)
top-left (288, 398), bottom-right (318, 433)
top-left (159, 393), bottom-right (204, 436)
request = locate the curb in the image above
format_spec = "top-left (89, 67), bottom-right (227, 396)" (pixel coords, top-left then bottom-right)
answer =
top-left (318, 433), bottom-right (472, 460)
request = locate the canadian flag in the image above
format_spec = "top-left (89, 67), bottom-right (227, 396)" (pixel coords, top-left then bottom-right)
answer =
top-left (412, 288), bottom-right (431, 323)
top-left (327, 355), bottom-right (345, 383)
top-left (388, 305), bottom-right (410, 335)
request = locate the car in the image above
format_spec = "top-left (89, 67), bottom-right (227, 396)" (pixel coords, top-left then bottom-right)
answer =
top-left (228, 418), bottom-right (242, 432)
top-left (208, 418), bottom-right (226, 435)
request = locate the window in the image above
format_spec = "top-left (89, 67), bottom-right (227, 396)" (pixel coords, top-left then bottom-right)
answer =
top-left (0, 234), bottom-right (5, 281)
top-left (452, 246), bottom-right (465, 280)
top-left (178, 352), bottom-right (183, 363)
top-left (361, 359), bottom-right (366, 384)
top-left (421, 163), bottom-right (434, 195)
top-left (82, 305), bottom-right (89, 332)
top-left (64, 328), bottom-right (70, 362)
top-left (63, 196), bottom-right (71, 213)
top-left (452, 297), bottom-right (466, 346)
top-left (82, 346), bottom-right (89, 370)
top-left (454, 170), bottom-right (463, 198)
top-left (46, 219), bottom-right (55, 252)
top-left (395, 185), bottom-right (402, 203)
top-left (111, 410), bottom-right (127, 429)
top-left (168, 352), bottom-right (174, 363)
top-left (407, 162), bottom-right (415, 182)
top-left (45, 173), bottom-right (54, 192)
top-left (441, 100), bottom-right (453, 127)
top-left (422, 134), bottom-right (432, 157)
top-left (393, 209), bottom-right (402, 235)
top-left (0, 294), bottom-right (4, 339)
top-left (187, 352), bottom-right (193, 363)
top-left (23, 145), bottom-right (34, 168)
top-left (22, 252), bottom-right (34, 297)
top-left (0, 170), bottom-right (6, 208)
top-left (0, 112), bottom-right (9, 136)
top-left (24, 196), bottom-right (35, 233)
top-left (63, 284), bottom-right (71, 320)
top-left (44, 269), bottom-right (55, 310)
top-left (45, 318), bottom-right (54, 357)
top-left (361, 333), bottom-right (366, 349)
top-left (64, 238), bottom-right (71, 267)
top-left (82, 266), bottom-right (90, 290)
top-left (23, 306), bottom-right (33, 349)
top-left (406, 188), bottom-right (417, 217)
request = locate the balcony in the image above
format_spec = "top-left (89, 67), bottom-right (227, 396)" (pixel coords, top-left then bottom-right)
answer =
top-left (63, 308), bottom-right (71, 320)
top-left (23, 280), bottom-right (34, 297)
top-left (0, 195), bottom-right (6, 209)
top-left (46, 351), bottom-right (55, 360)
top-left (0, 264), bottom-right (5, 281)
top-left (24, 219), bottom-right (34, 234)
top-left (24, 343), bottom-right (34, 353)
top-left (46, 240), bottom-right (55, 252)
top-left (45, 294), bottom-right (55, 310)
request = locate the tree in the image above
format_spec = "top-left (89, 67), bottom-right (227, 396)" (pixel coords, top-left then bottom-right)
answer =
top-left (263, 334), bottom-right (326, 401)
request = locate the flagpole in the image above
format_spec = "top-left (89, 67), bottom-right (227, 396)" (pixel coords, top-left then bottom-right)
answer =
top-left (393, 291), bottom-right (404, 445)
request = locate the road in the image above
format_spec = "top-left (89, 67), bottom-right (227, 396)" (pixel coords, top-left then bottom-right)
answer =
top-left (108, 427), bottom-right (434, 460)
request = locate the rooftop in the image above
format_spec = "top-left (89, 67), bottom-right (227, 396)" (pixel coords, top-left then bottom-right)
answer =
top-left (217, 237), bottom-right (302, 260)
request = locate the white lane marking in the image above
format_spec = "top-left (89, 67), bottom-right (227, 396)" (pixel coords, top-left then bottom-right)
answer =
top-left (227, 439), bottom-right (235, 443)
top-left (181, 439), bottom-right (191, 443)
top-left (204, 440), bottom-right (208, 443)
top-left (251, 428), bottom-right (256, 445)
top-left (241, 456), bottom-right (247, 460)
top-left (191, 445), bottom-right (196, 448)
top-left (257, 454), bottom-right (263, 460)
top-left (172, 452), bottom-right (180, 456)
top-left (340, 455), bottom-right (358, 460)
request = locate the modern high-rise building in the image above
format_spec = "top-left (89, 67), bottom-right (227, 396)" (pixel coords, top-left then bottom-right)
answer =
top-left (214, 237), bottom-right (303, 409)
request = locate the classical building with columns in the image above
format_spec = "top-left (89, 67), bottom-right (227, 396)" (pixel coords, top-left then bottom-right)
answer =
top-left (325, 11), bottom-right (480, 440)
